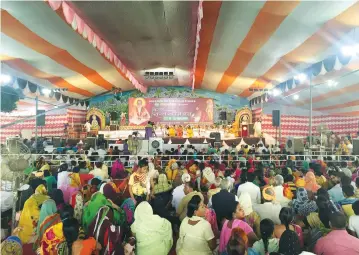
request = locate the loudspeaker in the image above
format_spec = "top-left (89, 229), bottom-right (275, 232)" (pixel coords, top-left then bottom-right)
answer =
top-left (110, 112), bottom-right (117, 120)
top-left (210, 132), bottom-right (221, 142)
top-left (353, 139), bottom-right (359, 155)
top-left (219, 111), bottom-right (227, 121)
top-left (98, 134), bottom-right (105, 141)
top-left (286, 137), bottom-right (304, 154)
top-left (52, 137), bottom-right (63, 147)
top-left (149, 138), bottom-right (164, 155)
top-left (36, 110), bottom-right (46, 127)
top-left (85, 137), bottom-right (97, 150)
top-left (272, 110), bottom-right (280, 127)
top-left (249, 124), bottom-right (254, 136)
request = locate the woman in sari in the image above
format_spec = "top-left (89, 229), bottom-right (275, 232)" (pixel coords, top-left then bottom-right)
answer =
top-left (39, 204), bottom-right (74, 255)
top-left (1, 227), bottom-right (23, 255)
top-left (131, 201), bottom-right (173, 255)
top-left (82, 186), bottom-right (126, 232)
top-left (176, 196), bottom-right (215, 255)
top-left (18, 184), bottom-right (49, 243)
top-left (35, 199), bottom-right (61, 249)
top-left (304, 172), bottom-right (321, 193)
top-left (58, 218), bottom-right (99, 255)
top-left (237, 193), bottom-right (261, 238)
top-left (88, 206), bottom-right (125, 255)
top-left (274, 207), bottom-right (304, 248)
top-left (50, 189), bottom-right (65, 211)
top-left (292, 188), bottom-right (318, 217)
top-left (57, 163), bottom-right (71, 203)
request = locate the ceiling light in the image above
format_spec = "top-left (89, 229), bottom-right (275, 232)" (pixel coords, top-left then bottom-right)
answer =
top-left (273, 88), bottom-right (282, 97)
top-left (41, 88), bottom-right (51, 95)
top-left (294, 73), bottom-right (307, 82)
top-left (0, 74), bottom-right (12, 84)
top-left (293, 94), bottom-right (299, 100)
top-left (327, 80), bottom-right (338, 87)
top-left (341, 45), bottom-right (355, 56)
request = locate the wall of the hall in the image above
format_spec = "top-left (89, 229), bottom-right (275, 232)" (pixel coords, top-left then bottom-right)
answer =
top-left (89, 86), bottom-right (249, 123)
top-left (252, 107), bottom-right (359, 143)
top-left (0, 108), bottom-right (87, 143)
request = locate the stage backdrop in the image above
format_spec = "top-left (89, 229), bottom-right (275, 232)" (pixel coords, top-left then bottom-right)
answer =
top-left (89, 86), bottom-right (249, 124)
top-left (128, 97), bottom-right (214, 126)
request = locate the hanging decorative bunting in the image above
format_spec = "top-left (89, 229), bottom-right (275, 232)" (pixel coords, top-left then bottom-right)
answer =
top-left (62, 94), bottom-right (68, 103)
top-left (69, 97), bottom-right (74, 104)
top-left (47, 0), bottom-right (147, 93)
top-left (55, 92), bottom-right (61, 101)
top-left (323, 55), bottom-right (336, 72)
top-left (311, 61), bottom-right (322, 77)
top-left (28, 82), bottom-right (38, 93)
top-left (287, 79), bottom-right (293, 90)
top-left (333, 56), bottom-right (342, 71)
top-left (17, 78), bottom-right (27, 90)
top-left (337, 52), bottom-right (352, 66)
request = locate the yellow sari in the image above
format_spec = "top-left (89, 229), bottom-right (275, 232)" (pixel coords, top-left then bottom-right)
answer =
top-left (18, 185), bottom-right (48, 243)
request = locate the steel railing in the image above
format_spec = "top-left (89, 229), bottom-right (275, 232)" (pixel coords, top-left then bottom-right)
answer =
top-left (2, 153), bottom-right (357, 169)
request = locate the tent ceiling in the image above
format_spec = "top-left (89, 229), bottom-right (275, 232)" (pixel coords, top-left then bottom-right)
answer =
top-left (1, 0), bottom-right (359, 114)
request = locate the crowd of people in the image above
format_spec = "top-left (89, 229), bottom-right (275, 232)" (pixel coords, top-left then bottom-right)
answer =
top-left (1, 142), bottom-right (359, 255)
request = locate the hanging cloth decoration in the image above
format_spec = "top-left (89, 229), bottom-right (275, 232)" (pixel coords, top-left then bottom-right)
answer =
top-left (28, 82), bottom-right (38, 93)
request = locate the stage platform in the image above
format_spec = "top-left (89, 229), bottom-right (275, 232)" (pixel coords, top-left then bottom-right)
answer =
top-left (162, 137), bottom-right (264, 146)
top-left (98, 128), bottom-right (237, 140)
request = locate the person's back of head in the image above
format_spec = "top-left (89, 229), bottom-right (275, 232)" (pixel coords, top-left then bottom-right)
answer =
top-left (63, 218), bottom-right (79, 254)
top-left (279, 207), bottom-right (294, 230)
top-left (341, 175), bottom-right (352, 187)
top-left (187, 195), bottom-right (202, 218)
top-left (95, 161), bottom-right (103, 169)
top-left (184, 181), bottom-right (195, 194)
top-left (59, 203), bottom-right (74, 220)
top-left (316, 188), bottom-right (330, 200)
top-left (78, 161), bottom-right (86, 169)
top-left (220, 178), bottom-right (233, 192)
top-left (342, 185), bottom-right (354, 197)
top-left (247, 172), bottom-right (255, 183)
top-left (352, 200), bottom-right (359, 215)
top-left (260, 219), bottom-right (275, 254)
top-left (72, 166), bottom-right (80, 173)
top-left (329, 212), bottom-right (347, 230)
top-left (278, 229), bottom-right (301, 255)
top-left (227, 227), bottom-right (248, 255)
top-left (341, 161), bottom-right (348, 168)
top-left (43, 170), bottom-right (51, 177)
top-left (59, 163), bottom-right (68, 173)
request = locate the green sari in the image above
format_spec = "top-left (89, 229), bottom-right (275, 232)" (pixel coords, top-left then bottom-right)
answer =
top-left (82, 192), bottom-right (125, 232)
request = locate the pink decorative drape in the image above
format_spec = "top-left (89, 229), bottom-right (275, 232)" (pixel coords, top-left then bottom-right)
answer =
top-left (191, 0), bottom-right (203, 91)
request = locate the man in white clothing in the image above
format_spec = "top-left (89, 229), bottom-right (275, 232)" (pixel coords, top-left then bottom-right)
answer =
top-left (273, 175), bottom-right (290, 207)
top-left (172, 173), bottom-right (190, 211)
top-left (253, 186), bottom-right (282, 225)
top-left (237, 172), bottom-right (261, 205)
top-left (84, 120), bottom-right (92, 133)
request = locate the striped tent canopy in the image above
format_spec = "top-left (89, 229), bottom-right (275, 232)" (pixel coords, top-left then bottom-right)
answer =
top-left (1, 1), bottom-right (359, 115)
